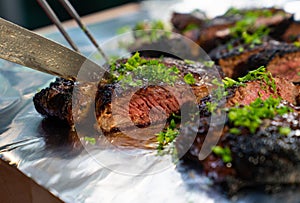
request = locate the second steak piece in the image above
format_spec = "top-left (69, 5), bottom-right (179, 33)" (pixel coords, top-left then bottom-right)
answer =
top-left (178, 74), bottom-right (300, 194)
top-left (172, 8), bottom-right (293, 52)
top-left (247, 41), bottom-right (300, 82)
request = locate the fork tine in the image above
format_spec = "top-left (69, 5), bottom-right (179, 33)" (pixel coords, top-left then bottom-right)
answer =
top-left (58, 0), bottom-right (109, 62)
top-left (37, 0), bottom-right (80, 52)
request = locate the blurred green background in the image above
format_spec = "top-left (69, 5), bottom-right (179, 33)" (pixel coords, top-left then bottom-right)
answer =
top-left (0, 0), bottom-right (138, 30)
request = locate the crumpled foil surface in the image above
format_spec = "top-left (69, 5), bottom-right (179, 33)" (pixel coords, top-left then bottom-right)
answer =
top-left (1, 1), bottom-right (300, 202)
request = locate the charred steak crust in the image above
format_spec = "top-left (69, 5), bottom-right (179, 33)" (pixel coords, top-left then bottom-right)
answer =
top-left (247, 42), bottom-right (300, 82)
top-left (209, 39), bottom-right (269, 78)
top-left (171, 12), bottom-right (206, 31)
top-left (177, 75), bottom-right (300, 193)
top-left (227, 112), bottom-right (300, 183)
top-left (33, 78), bottom-right (74, 125)
top-left (179, 96), bottom-right (300, 193)
top-left (171, 8), bottom-right (293, 52)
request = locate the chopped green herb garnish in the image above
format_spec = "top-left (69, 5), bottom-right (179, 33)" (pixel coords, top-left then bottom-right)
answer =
top-left (238, 46), bottom-right (244, 52)
top-left (212, 146), bottom-right (232, 163)
top-left (169, 119), bottom-right (176, 129)
top-left (228, 97), bottom-right (293, 133)
top-left (116, 26), bottom-right (131, 34)
top-left (111, 52), bottom-right (181, 88)
top-left (229, 127), bottom-right (241, 135)
top-left (223, 66), bottom-right (276, 93)
top-left (182, 23), bottom-right (199, 32)
top-left (224, 7), bottom-right (241, 16)
top-left (227, 43), bottom-right (234, 51)
top-left (222, 77), bottom-right (243, 89)
top-left (84, 136), bottom-right (96, 145)
top-left (156, 120), bottom-right (179, 151)
top-left (134, 20), bottom-right (170, 42)
top-left (184, 59), bottom-right (195, 64)
top-left (294, 41), bottom-right (300, 48)
top-left (210, 81), bottom-right (227, 101)
top-left (206, 102), bottom-right (218, 113)
top-left (203, 60), bottom-right (215, 68)
top-left (184, 73), bottom-right (196, 85)
top-left (279, 127), bottom-right (291, 136)
top-left (229, 8), bottom-right (272, 45)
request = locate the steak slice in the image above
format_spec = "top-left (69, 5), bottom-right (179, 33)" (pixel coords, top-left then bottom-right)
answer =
top-left (172, 8), bottom-right (293, 52)
top-left (33, 77), bottom-right (98, 129)
top-left (187, 110), bottom-right (300, 194)
top-left (209, 39), bottom-right (270, 78)
top-left (171, 11), bottom-right (207, 32)
top-left (282, 21), bottom-right (300, 43)
top-left (179, 85), bottom-right (300, 194)
top-left (33, 78), bottom-right (74, 125)
top-left (95, 57), bottom-right (221, 136)
top-left (33, 57), bottom-right (220, 139)
top-left (247, 42), bottom-right (300, 82)
top-left (226, 77), bottom-right (299, 107)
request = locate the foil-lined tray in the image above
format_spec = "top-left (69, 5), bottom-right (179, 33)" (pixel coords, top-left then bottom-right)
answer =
top-left (1, 1), bottom-right (300, 202)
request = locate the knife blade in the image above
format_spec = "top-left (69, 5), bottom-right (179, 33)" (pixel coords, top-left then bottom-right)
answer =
top-left (0, 17), bottom-right (104, 81)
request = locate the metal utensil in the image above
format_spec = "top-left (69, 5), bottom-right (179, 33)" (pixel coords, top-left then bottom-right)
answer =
top-left (0, 17), bottom-right (103, 81)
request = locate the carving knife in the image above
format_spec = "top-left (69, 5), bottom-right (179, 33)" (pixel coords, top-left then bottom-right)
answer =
top-left (0, 17), bottom-right (104, 81)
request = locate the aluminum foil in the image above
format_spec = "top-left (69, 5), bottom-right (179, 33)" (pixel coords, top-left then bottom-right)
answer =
top-left (1, 1), bottom-right (300, 202)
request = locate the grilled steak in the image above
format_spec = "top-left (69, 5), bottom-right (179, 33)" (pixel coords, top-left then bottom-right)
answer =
top-left (101, 57), bottom-right (221, 138)
top-left (33, 78), bottom-right (97, 127)
top-left (282, 21), bottom-right (300, 43)
top-left (209, 38), bottom-right (271, 78)
top-left (182, 106), bottom-right (300, 194)
top-left (34, 78), bottom-right (74, 125)
top-left (226, 77), bottom-right (299, 107)
top-left (210, 39), bottom-right (300, 80)
top-left (178, 75), bottom-right (300, 194)
top-left (171, 8), bottom-right (293, 52)
top-left (247, 42), bottom-right (300, 82)
top-left (34, 56), bottom-right (220, 138)
top-left (171, 11), bottom-right (207, 32)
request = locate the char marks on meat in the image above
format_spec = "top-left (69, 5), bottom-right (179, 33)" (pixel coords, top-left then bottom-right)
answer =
top-left (247, 41), bottom-right (300, 82)
top-left (171, 8), bottom-right (293, 52)
top-left (184, 109), bottom-right (300, 194)
top-left (210, 39), bottom-right (300, 81)
top-left (282, 21), bottom-right (300, 43)
top-left (34, 78), bottom-right (74, 125)
top-left (209, 38), bottom-right (270, 78)
top-left (34, 57), bottom-right (218, 138)
top-left (179, 79), bottom-right (300, 193)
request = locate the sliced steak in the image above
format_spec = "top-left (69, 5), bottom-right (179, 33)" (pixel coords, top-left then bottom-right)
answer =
top-left (209, 39), bottom-right (270, 78)
top-left (95, 57), bottom-right (220, 135)
top-left (282, 21), bottom-right (300, 43)
top-left (33, 78), bottom-right (74, 125)
top-left (33, 57), bottom-right (219, 137)
top-left (179, 94), bottom-right (300, 194)
top-left (33, 78), bottom-right (97, 127)
top-left (171, 12), bottom-right (207, 32)
top-left (226, 77), bottom-right (299, 107)
top-left (247, 42), bottom-right (300, 82)
top-left (172, 8), bottom-right (293, 52)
